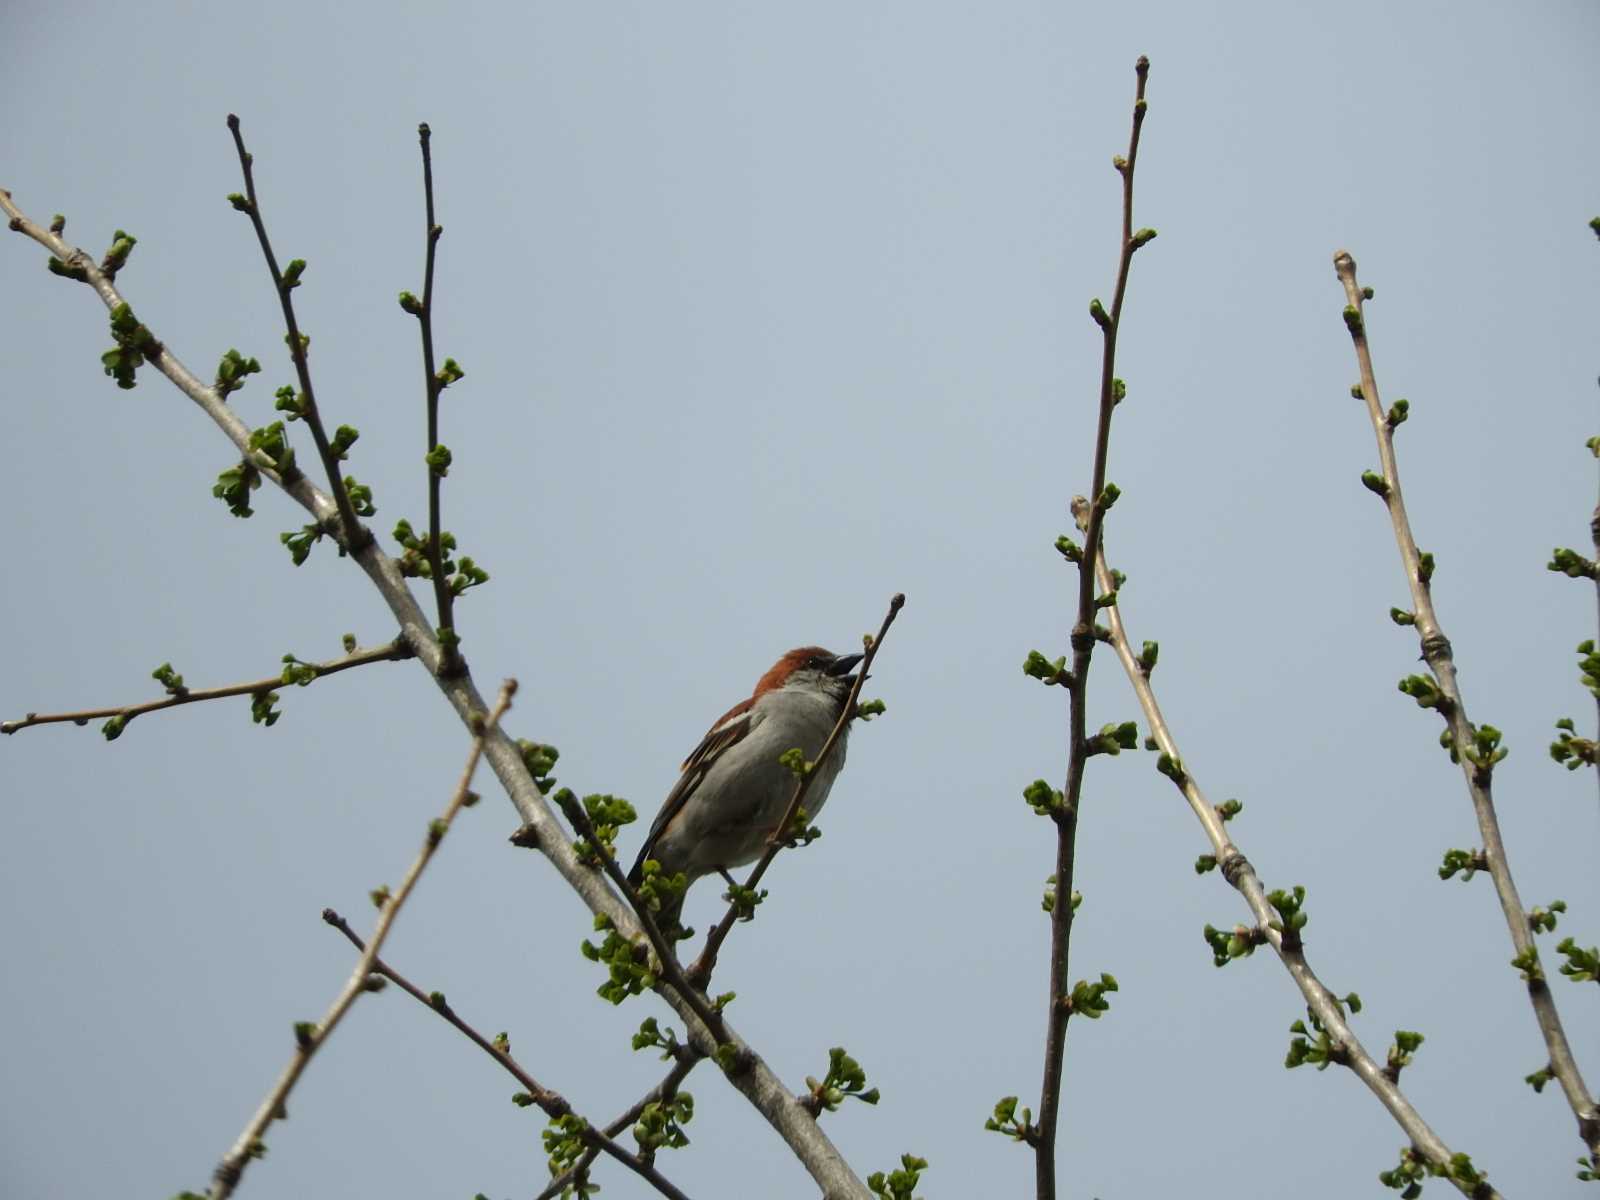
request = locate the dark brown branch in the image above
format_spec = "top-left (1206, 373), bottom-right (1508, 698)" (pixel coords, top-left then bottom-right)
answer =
top-left (323, 911), bottom-right (695, 1200)
top-left (225, 115), bottom-right (371, 553)
top-left (687, 592), bottom-right (905, 986)
top-left (412, 123), bottom-right (460, 667)
top-left (2, 640), bottom-right (412, 736)
top-left (1035, 57), bottom-right (1151, 1200)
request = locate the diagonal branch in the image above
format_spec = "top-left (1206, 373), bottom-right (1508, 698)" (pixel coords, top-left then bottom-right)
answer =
top-left (208, 681), bottom-right (517, 1199)
top-left (1091, 541), bottom-right (1501, 1197)
top-left (2, 639), bottom-right (411, 736)
top-left (688, 592), bottom-right (905, 986)
top-left (322, 910), bottom-right (695, 1200)
top-left (1334, 251), bottom-right (1599, 1171)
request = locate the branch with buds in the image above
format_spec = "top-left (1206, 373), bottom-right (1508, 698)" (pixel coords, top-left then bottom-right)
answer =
top-left (1336, 252), bottom-right (1599, 1172)
top-left (2, 639), bottom-right (411, 738)
top-left (1017, 57), bottom-right (1155, 1200)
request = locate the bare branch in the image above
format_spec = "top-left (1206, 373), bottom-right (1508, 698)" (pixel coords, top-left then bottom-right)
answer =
top-left (2, 639), bottom-right (411, 737)
top-left (1334, 251), bottom-right (1600, 1171)
top-left (208, 681), bottom-right (516, 1199)
top-left (322, 910), bottom-right (695, 1200)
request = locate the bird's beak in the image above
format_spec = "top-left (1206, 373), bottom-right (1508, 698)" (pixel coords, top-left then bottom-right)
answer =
top-left (827, 652), bottom-right (865, 678)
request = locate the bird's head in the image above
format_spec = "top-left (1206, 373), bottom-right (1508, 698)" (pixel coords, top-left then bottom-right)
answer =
top-left (753, 645), bottom-right (864, 702)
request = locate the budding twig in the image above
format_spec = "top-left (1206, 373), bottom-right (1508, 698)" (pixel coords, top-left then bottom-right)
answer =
top-left (1335, 251), bottom-right (1599, 1170)
top-left (410, 123), bottom-right (461, 667)
top-left (225, 116), bottom-right (371, 552)
top-left (2, 640), bottom-right (411, 737)
top-left (1034, 57), bottom-right (1151, 1200)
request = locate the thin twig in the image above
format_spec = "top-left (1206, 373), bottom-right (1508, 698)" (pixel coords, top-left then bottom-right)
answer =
top-left (2, 640), bottom-right (411, 736)
top-left (225, 116), bottom-right (371, 552)
top-left (1334, 251), bottom-right (1600, 1171)
top-left (2, 182), bottom-right (873, 1200)
top-left (687, 592), bottom-right (905, 986)
top-left (208, 681), bottom-right (517, 1198)
top-left (1034, 57), bottom-right (1152, 1200)
top-left (1590, 439), bottom-right (1600, 809)
top-left (411, 124), bottom-right (459, 660)
top-left (322, 911), bottom-right (695, 1200)
top-left (1091, 542), bottom-right (1501, 1196)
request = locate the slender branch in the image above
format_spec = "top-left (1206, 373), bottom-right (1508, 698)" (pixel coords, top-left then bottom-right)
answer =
top-left (411, 123), bottom-right (460, 658)
top-left (225, 116), bottom-right (371, 552)
top-left (322, 911), bottom-right (695, 1200)
top-left (1035, 56), bottom-right (1152, 1200)
top-left (2, 639), bottom-right (411, 736)
top-left (2, 184), bottom-right (873, 1200)
top-left (1334, 251), bottom-right (1600, 1170)
top-left (1091, 544), bottom-right (1501, 1196)
top-left (208, 681), bottom-right (516, 1198)
top-left (687, 592), bottom-right (905, 986)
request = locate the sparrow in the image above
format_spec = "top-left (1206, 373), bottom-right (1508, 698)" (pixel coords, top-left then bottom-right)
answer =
top-left (627, 646), bottom-right (864, 924)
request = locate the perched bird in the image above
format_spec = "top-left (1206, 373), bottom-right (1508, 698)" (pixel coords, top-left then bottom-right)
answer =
top-left (627, 646), bottom-right (864, 923)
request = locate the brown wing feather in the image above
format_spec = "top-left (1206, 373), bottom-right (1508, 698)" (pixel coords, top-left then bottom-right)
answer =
top-left (628, 698), bottom-right (759, 883)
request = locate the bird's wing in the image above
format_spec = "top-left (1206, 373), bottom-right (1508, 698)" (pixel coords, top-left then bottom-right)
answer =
top-left (628, 698), bottom-right (762, 883)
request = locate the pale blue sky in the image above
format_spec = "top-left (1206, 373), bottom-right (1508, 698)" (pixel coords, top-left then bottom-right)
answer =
top-left (2, 4), bottom-right (1597, 1198)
